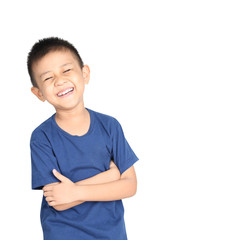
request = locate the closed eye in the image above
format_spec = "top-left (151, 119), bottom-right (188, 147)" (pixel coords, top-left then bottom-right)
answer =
top-left (44, 77), bottom-right (53, 81)
top-left (63, 69), bottom-right (71, 73)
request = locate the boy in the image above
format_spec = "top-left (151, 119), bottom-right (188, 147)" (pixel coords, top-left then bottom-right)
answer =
top-left (28, 37), bottom-right (139, 240)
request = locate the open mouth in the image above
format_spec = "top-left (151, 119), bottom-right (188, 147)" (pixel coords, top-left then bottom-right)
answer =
top-left (57, 87), bottom-right (74, 97)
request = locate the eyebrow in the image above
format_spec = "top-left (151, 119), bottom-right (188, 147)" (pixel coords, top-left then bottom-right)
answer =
top-left (39, 63), bottom-right (73, 79)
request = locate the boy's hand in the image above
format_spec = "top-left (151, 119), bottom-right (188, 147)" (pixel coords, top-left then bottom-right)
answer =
top-left (109, 160), bottom-right (121, 180)
top-left (43, 169), bottom-right (79, 206)
top-left (109, 160), bottom-right (117, 169)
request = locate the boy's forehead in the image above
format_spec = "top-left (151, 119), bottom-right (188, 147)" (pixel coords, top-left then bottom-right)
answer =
top-left (33, 50), bottom-right (77, 75)
top-left (36, 50), bottom-right (75, 67)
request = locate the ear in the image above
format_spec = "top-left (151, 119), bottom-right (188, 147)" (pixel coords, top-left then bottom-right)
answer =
top-left (31, 86), bottom-right (46, 102)
top-left (82, 65), bottom-right (90, 85)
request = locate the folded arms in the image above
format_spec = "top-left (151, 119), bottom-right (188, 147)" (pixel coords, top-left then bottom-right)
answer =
top-left (42, 161), bottom-right (137, 211)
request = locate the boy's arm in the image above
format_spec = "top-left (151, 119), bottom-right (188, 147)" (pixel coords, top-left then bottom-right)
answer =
top-left (77, 165), bottom-right (137, 201)
top-left (43, 165), bottom-right (137, 205)
top-left (44, 161), bottom-right (120, 211)
top-left (76, 161), bottom-right (120, 186)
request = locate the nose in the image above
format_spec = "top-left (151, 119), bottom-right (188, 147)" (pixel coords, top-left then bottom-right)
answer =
top-left (54, 75), bottom-right (67, 86)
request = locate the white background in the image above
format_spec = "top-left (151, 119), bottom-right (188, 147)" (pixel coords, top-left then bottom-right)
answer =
top-left (0, 0), bottom-right (251, 239)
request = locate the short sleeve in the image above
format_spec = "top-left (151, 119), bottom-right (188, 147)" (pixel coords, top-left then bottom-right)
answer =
top-left (30, 134), bottom-right (61, 190)
top-left (111, 119), bottom-right (139, 175)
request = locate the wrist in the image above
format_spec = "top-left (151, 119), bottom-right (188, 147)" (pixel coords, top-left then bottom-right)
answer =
top-left (75, 185), bottom-right (86, 201)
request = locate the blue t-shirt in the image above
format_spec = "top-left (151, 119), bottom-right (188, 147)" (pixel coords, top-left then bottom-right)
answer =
top-left (30, 108), bottom-right (139, 240)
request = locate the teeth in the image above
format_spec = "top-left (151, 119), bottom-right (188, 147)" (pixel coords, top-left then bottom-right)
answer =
top-left (58, 88), bottom-right (73, 97)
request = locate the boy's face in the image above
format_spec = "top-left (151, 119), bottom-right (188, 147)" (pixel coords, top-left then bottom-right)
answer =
top-left (31, 50), bottom-right (90, 112)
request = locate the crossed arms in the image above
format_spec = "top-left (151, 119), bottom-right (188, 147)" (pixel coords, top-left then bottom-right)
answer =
top-left (42, 161), bottom-right (137, 211)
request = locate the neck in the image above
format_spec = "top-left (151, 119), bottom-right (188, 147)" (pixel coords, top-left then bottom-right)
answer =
top-left (55, 101), bottom-right (88, 122)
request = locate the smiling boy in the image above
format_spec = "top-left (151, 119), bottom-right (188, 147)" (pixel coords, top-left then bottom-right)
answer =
top-left (28, 37), bottom-right (139, 240)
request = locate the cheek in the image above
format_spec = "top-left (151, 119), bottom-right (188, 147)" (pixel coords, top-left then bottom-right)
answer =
top-left (74, 76), bottom-right (85, 89)
top-left (43, 85), bottom-right (55, 98)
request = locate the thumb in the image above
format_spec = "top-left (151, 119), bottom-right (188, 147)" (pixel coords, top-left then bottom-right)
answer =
top-left (52, 169), bottom-right (69, 182)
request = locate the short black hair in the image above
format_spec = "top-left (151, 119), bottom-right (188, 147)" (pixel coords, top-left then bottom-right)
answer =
top-left (27, 37), bottom-right (84, 88)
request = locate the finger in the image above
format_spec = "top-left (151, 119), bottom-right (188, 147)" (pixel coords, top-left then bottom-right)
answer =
top-left (45, 197), bottom-right (54, 202)
top-left (43, 191), bottom-right (52, 197)
top-left (52, 169), bottom-right (70, 182)
top-left (48, 201), bottom-right (57, 206)
top-left (109, 160), bottom-right (116, 169)
top-left (43, 182), bottom-right (60, 191)
top-left (43, 186), bottom-right (53, 192)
